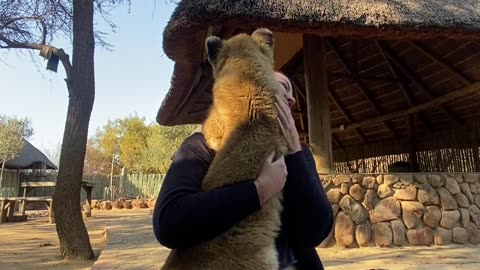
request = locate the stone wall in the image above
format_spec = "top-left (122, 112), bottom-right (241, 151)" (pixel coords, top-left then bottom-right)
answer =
top-left (319, 173), bottom-right (480, 248)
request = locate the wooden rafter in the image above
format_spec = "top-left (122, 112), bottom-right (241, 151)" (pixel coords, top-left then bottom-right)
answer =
top-left (326, 38), bottom-right (399, 138)
top-left (331, 81), bottom-right (480, 133)
top-left (409, 42), bottom-right (472, 85)
top-left (328, 89), bottom-right (368, 144)
top-left (380, 41), bottom-right (464, 126)
top-left (375, 41), bottom-right (433, 133)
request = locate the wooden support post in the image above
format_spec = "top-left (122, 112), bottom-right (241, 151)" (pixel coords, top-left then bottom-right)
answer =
top-left (84, 186), bottom-right (92, 218)
top-left (303, 34), bottom-right (333, 173)
top-left (474, 125), bottom-right (480, 172)
top-left (407, 115), bottom-right (418, 172)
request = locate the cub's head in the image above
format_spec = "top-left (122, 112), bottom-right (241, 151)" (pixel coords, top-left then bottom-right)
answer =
top-left (205, 28), bottom-right (274, 78)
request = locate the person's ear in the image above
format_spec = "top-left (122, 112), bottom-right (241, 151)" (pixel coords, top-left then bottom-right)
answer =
top-left (205, 36), bottom-right (224, 65)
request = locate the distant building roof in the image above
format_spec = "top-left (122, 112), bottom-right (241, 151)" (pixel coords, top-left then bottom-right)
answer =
top-left (2, 140), bottom-right (57, 170)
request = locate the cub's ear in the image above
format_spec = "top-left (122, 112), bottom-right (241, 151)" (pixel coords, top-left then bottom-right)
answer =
top-left (205, 36), bottom-right (224, 65)
top-left (252, 28), bottom-right (274, 48)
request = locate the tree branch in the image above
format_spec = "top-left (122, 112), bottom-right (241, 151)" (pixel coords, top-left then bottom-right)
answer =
top-left (1, 16), bottom-right (48, 45)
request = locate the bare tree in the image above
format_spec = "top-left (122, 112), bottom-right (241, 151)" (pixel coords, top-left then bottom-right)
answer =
top-left (0, 0), bottom-right (129, 260)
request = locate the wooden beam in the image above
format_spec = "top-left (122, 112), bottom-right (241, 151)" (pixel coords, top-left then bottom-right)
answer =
top-left (409, 42), bottom-right (472, 85)
top-left (328, 89), bottom-right (368, 144)
top-left (331, 81), bottom-right (480, 133)
top-left (407, 114), bottom-right (418, 172)
top-left (375, 41), bottom-right (433, 133)
top-left (304, 34), bottom-right (333, 173)
top-left (326, 38), bottom-right (399, 139)
top-left (332, 134), bottom-right (342, 148)
top-left (280, 48), bottom-right (303, 77)
top-left (380, 41), bottom-right (464, 126)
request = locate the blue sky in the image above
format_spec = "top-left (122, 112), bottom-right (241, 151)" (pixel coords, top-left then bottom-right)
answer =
top-left (0, 1), bottom-right (177, 153)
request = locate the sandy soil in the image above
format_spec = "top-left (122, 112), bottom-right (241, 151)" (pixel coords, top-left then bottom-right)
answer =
top-left (0, 208), bottom-right (149, 270)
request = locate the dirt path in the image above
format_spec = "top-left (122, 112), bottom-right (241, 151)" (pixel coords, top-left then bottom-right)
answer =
top-left (0, 208), bottom-right (151, 270)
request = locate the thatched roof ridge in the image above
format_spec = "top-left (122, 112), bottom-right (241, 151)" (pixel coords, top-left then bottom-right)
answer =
top-left (163, 0), bottom-right (480, 61)
top-left (158, 0), bottom-right (480, 126)
top-left (2, 140), bottom-right (57, 170)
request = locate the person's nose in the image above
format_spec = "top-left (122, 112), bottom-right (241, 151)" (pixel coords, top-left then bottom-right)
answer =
top-left (287, 96), bottom-right (296, 107)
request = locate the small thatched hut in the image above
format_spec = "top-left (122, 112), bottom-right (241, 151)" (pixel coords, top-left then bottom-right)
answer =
top-left (157, 0), bottom-right (480, 174)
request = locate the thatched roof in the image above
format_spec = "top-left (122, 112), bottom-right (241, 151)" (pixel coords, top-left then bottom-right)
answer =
top-left (156, 0), bottom-right (480, 154)
top-left (2, 140), bottom-right (57, 170)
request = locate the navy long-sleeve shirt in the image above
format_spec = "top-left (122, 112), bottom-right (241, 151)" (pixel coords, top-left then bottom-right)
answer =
top-left (153, 132), bottom-right (333, 269)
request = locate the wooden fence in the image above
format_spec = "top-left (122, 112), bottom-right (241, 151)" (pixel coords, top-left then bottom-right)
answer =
top-left (334, 122), bottom-right (480, 173)
top-left (0, 170), bottom-right (20, 197)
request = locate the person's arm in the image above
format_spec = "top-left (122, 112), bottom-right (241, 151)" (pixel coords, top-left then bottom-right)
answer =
top-left (152, 136), bottom-right (261, 249)
top-left (282, 145), bottom-right (334, 247)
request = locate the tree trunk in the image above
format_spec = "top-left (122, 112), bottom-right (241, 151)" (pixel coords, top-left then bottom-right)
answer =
top-left (0, 156), bottom-right (6, 189)
top-left (52, 0), bottom-right (95, 260)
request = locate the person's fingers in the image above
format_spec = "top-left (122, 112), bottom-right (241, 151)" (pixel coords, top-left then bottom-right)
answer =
top-left (277, 117), bottom-right (288, 140)
top-left (275, 102), bottom-right (289, 128)
top-left (265, 150), bottom-right (276, 163)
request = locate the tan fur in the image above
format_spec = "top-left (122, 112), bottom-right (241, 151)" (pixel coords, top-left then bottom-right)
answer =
top-left (161, 29), bottom-right (287, 270)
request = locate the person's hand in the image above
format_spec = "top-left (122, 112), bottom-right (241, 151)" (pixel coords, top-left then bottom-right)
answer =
top-left (255, 151), bottom-right (287, 205)
top-left (275, 94), bottom-right (302, 154)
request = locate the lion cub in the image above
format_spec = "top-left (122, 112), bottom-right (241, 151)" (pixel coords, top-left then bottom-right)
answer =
top-left (161, 28), bottom-right (287, 270)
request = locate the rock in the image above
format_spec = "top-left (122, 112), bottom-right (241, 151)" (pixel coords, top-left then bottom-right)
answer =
top-left (384, 175), bottom-right (399, 186)
top-left (349, 184), bottom-right (365, 201)
top-left (454, 193), bottom-right (469, 208)
top-left (445, 177), bottom-right (461, 195)
top-left (123, 200), bottom-right (132, 209)
top-left (327, 189), bottom-right (342, 204)
top-left (427, 174), bottom-right (444, 188)
top-left (415, 174), bottom-right (427, 184)
top-left (362, 176), bottom-right (376, 189)
top-left (332, 204), bottom-right (339, 217)
top-left (334, 175), bottom-right (351, 186)
top-left (319, 225), bottom-right (336, 248)
top-left (391, 219), bottom-right (406, 246)
top-left (339, 195), bottom-right (369, 224)
top-left (91, 200), bottom-right (101, 209)
top-left (452, 227), bottom-right (468, 244)
top-left (464, 174), bottom-right (479, 183)
top-left (471, 183), bottom-right (478, 194)
top-left (407, 227), bottom-right (434, 246)
top-left (418, 183), bottom-right (440, 206)
top-left (438, 188), bottom-right (458, 210)
top-left (459, 208), bottom-right (470, 228)
top-left (100, 201), bottom-right (112, 210)
top-left (373, 222), bottom-right (393, 247)
top-left (402, 201), bottom-right (425, 229)
top-left (399, 174), bottom-right (414, 186)
top-left (454, 175), bottom-right (464, 183)
top-left (356, 222), bottom-right (372, 247)
top-left (132, 199), bottom-right (147, 208)
top-left (322, 176), bottom-right (334, 189)
top-left (394, 186), bottom-right (417, 201)
top-left (147, 199), bottom-right (156, 208)
top-left (440, 210), bottom-right (460, 229)
top-left (424, 206), bottom-right (441, 228)
top-left (476, 195), bottom-right (480, 208)
top-left (371, 197), bottom-right (401, 223)
top-left (434, 227), bottom-right (452, 245)
top-left (352, 174), bottom-right (363, 184)
top-left (393, 182), bottom-right (405, 189)
top-left (469, 205), bottom-right (480, 227)
top-left (111, 200), bottom-right (124, 209)
top-left (363, 190), bottom-right (377, 210)
top-left (377, 184), bottom-right (395, 199)
top-left (376, 175), bottom-right (383, 185)
top-left (335, 212), bottom-right (355, 247)
top-left (460, 183), bottom-right (474, 203)
top-left (467, 223), bottom-right (480, 245)
top-left (340, 183), bottom-right (351, 195)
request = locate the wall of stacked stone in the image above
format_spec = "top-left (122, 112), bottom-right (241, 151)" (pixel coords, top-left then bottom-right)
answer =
top-left (319, 173), bottom-right (480, 248)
